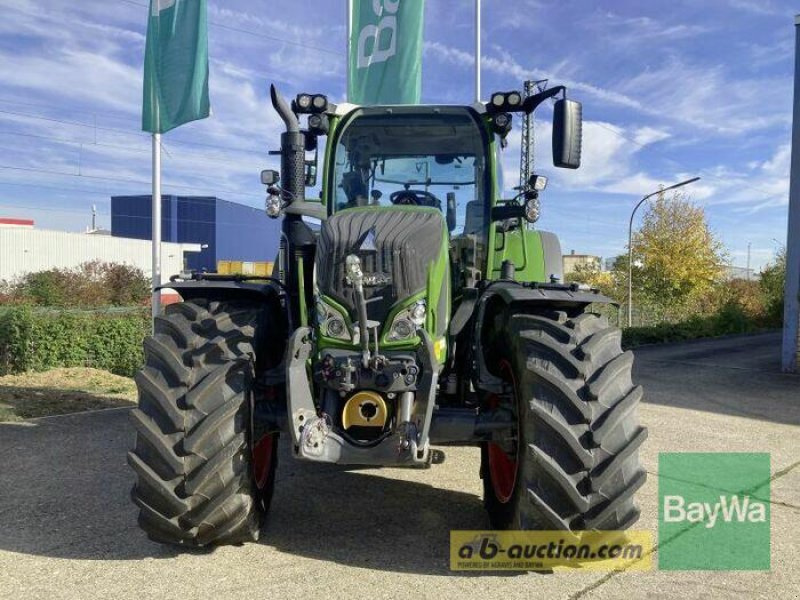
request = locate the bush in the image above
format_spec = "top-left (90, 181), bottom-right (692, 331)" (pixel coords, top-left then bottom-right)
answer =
top-left (0, 306), bottom-right (149, 377)
top-left (3, 261), bottom-right (150, 308)
top-left (621, 302), bottom-right (760, 348)
top-left (759, 249), bottom-right (785, 327)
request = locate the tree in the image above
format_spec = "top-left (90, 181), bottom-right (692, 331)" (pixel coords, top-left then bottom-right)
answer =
top-left (565, 262), bottom-right (619, 298)
top-left (628, 191), bottom-right (727, 319)
top-left (759, 247), bottom-right (786, 326)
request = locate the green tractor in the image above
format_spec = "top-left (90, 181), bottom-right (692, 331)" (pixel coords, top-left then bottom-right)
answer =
top-left (128, 84), bottom-right (647, 546)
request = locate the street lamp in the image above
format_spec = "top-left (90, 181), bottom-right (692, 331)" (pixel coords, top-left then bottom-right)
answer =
top-left (627, 177), bottom-right (701, 328)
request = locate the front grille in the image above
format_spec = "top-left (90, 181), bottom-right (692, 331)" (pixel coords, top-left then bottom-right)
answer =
top-left (316, 208), bottom-right (445, 322)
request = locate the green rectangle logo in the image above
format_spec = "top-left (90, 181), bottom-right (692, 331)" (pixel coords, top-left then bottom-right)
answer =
top-left (658, 453), bottom-right (770, 570)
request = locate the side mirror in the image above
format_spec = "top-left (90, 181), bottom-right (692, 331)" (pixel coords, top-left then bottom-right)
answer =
top-left (304, 160), bottom-right (317, 187)
top-left (446, 192), bottom-right (457, 232)
top-left (552, 99), bottom-right (582, 169)
top-left (261, 169), bottom-right (280, 185)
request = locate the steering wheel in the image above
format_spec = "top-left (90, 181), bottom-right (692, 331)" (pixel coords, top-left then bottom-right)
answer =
top-left (390, 189), bottom-right (440, 208)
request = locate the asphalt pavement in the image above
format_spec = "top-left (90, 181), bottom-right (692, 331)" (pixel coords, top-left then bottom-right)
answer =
top-left (0, 331), bottom-right (797, 599)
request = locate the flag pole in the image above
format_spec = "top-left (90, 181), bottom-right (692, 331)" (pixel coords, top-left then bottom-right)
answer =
top-left (152, 132), bottom-right (162, 320)
top-left (346, 0), bottom-right (352, 100)
top-left (475, 0), bottom-right (481, 103)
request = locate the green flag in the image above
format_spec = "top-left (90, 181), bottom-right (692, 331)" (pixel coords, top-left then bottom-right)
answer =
top-left (348, 0), bottom-right (425, 105)
top-left (142, 0), bottom-right (210, 133)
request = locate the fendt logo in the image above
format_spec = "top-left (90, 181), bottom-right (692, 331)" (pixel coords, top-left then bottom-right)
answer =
top-left (663, 494), bottom-right (767, 529)
top-left (356, 0), bottom-right (399, 68)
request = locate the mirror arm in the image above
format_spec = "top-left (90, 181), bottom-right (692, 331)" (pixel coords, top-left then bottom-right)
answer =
top-left (284, 201), bottom-right (326, 219)
top-left (522, 85), bottom-right (565, 114)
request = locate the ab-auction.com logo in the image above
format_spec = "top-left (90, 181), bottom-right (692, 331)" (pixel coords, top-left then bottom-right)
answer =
top-left (449, 531), bottom-right (653, 571)
top-left (658, 453), bottom-right (771, 570)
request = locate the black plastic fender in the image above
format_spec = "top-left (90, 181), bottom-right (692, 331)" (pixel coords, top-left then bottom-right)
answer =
top-left (157, 279), bottom-right (282, 305)
top-left (469, 281), bottom-right (616, 394)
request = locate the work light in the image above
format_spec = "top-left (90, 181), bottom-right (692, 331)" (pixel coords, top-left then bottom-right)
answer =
top-left (312, 94), bottom-right (328, 110)
top-left (529, 174), bottom-right (548, 191)
top-left (265, 193), bottom-right (282, 218)
top-left (524, 197), bottom-right (540, 223)
top-left (296, 94), bottom-right (312, 110)
top-left (308, 113), bottom-right (329, 134)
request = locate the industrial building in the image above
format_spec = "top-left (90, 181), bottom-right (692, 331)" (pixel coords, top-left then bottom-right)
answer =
top-left (563, 250), bottom-right (601, 276)
top-left (0, 219), bottom-right (200, 283)
top-left (111, 195), bottom-right (281, 272)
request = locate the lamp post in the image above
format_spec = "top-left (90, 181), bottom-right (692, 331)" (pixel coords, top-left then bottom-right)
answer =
top-left (627, 177), bottom-right (701, 328)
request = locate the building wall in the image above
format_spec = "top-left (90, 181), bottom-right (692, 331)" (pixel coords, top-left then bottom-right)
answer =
top-left (563, 254), bottom-right (601, 276)
top-left (0, 228), bottom-right (196, 282)
top-left (215, 198), bottom-right (281, 264)
top-left (176, 196), bottom-right (215, 271)
top-left (111, 195), bottom-right (281, 272)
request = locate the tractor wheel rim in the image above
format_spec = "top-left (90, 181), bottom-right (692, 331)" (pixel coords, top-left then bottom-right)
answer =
top-left (488, 359), bottom-right (518, 504)
top-left (252, 434), bottom-right (275, 490)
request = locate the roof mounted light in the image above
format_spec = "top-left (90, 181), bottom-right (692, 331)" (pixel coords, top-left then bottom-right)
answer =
top-left (312, 94), bottom-right (327, 110)
top-left (487, 90), bottom-right (523, 114)
top-left (293, 93), bottom-right (328, 114)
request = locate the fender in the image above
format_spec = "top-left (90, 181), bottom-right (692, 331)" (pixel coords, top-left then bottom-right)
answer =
top-left (158, 276), bottom-right (284, 311)
top-left (469, 280), bottom-right (616, 394)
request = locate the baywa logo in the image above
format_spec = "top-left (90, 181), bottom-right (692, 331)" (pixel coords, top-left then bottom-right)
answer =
top-left (663, 494), bottom-right (767, 528)
top-left (658, 453), bottom-right (771, 570)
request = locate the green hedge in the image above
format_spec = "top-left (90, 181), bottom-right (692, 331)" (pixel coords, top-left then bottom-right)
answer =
top-left (621, 301), bottom-right (764, 348)
top-left (0, 306), bottom-right (150, 377)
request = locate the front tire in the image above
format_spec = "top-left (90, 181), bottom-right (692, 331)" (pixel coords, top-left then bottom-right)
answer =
top-left (128, 299), bottom-right (279, 547)
top-left (482, 311), bottom-right (647, 532)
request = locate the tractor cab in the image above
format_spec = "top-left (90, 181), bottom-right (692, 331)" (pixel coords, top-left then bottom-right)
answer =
top-left (327, 106), bottom-right (491, 295)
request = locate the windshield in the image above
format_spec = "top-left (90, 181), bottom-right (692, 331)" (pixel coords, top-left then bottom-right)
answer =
top-left (331, 109), bottom-right (488, 236)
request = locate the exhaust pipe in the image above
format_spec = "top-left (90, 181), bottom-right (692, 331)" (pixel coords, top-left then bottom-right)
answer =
top-left (269, 84), bottom-right (305, 205)
top-left (269, 84), bottom-right (312, 327)
top-left (270, 84), bottom-right (299, 133)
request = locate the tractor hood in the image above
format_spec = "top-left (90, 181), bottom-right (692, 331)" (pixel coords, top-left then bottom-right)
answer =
top-left (315, 206), bottom-right (450, 344)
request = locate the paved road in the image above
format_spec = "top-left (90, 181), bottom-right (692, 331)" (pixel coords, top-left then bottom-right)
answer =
top-left (1, 332), bottom-right (798, 599)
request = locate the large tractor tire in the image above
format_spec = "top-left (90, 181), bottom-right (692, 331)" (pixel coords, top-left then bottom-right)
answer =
top-left (128, 299), bottom-right (280, 547)
top-left (482, 310), bottom-right (647, 532)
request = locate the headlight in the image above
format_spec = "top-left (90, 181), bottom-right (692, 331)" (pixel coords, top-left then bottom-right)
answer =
top-left (390, 318), bottom-right (415, 340)
top-left (316, 298), bottom-right (351, 341)
top-left (386, 300), bottom-right (426, 342)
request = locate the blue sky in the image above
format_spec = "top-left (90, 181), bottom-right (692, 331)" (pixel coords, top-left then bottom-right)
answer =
top-left (0, 0), bottom-right (796, 270)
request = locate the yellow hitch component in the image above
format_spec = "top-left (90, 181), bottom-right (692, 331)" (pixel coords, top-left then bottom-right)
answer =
top-left (342, 391), bottom-right (388, 429)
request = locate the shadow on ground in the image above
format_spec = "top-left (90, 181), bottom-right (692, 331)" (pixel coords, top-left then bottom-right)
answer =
top-left (633, 331), bottom-right (800, 427)
top-left (0, 412), bottom-right (496, 574)
top-left (0, 385), bottom-right (133, 421)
